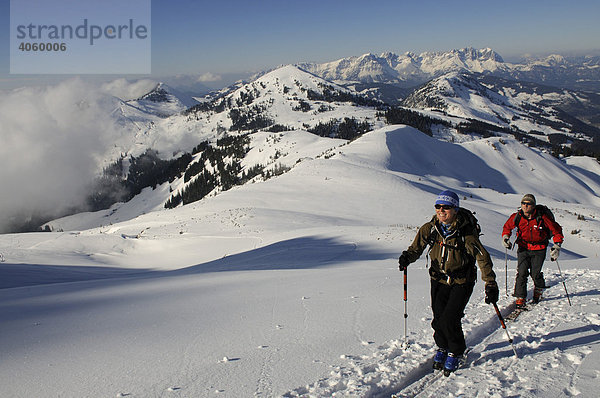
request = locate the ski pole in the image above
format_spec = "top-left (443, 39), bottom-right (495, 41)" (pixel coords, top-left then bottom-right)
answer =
top-left (554, 259), bottom-right (572, 306)
top-left (402, 268), bottom-right (409, 348)
top-left (492, 302), bottom-right (518, 358)
top-left (504, 247), bottom-right (508, 297)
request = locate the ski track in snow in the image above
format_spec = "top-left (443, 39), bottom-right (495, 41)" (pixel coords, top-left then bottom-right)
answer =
top-left (282, 269), bottom-right (600, 397)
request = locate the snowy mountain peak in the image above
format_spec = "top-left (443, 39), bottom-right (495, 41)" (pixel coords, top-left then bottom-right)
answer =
top-left (479, 47), bottom-right (504, 62)
top-left (137, 82), bottom-right (172, 103)
top-left (529, 54), bottom-right (568, 67)
top-left (298, 47), bottom-right (600, 92)
top-left (404, 71), bottom-right (475, 107)
top-left (126, 83), bottom-right (199, 117)
top-left (256, 64), bottom-right (339, 89)
top-left (449, 47), bottom-right (504, 63)
top-left (379, 51), bottom-right (397, 59)
top-left (184, 63), bottom-right (380, 132)
top-left (200, 64), bottom-right (352, 114)
top-left (298, 47), bottom-right (508, 85)
top-left (400, 69), bottom-right (600, 147)
top-left (402, 71), bottom-right (518, 125)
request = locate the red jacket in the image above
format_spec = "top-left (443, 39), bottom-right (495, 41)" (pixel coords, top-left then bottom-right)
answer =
top-left (502, 208), bottom-right (564, 251)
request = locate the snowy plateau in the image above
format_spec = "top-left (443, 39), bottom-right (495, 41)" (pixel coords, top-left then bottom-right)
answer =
top-left (1, 48), bottom-right (600, 397)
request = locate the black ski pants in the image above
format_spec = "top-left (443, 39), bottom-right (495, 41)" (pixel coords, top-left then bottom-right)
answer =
top-left (514, 248), bottom-right (546, 299)
top-left (430, 279), bottom-right (474, 356)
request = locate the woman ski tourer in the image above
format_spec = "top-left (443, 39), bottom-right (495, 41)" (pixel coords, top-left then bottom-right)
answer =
top-left (398, 190), bottom-right (499, 375)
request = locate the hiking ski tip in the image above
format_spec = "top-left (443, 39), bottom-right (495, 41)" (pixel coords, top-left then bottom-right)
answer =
top-left (505, 300), bottom-right (540, 322)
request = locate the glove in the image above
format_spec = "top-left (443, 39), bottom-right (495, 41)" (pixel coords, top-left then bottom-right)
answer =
top-left (398, 253), bottom-right (410, 271)
top-left (550, 243), bottom-right (561, 261)
top-left (502, 235), bottom-right (512, 250)
top-left (485, 282), bottom-right (499, 304)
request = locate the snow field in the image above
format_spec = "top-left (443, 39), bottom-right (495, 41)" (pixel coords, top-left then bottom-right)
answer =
top-left (1, 126), bottom-right (599, 397)
top-left (284, 268), bottom-right (600, 397)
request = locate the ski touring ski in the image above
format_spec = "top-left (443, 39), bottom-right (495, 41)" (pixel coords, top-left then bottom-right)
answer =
top-left (504, 306), bottom-right (527, 322)
top-left (390, 348), bottom-right (471, 398)
top-left (505, 300), bottom-right (539, 322)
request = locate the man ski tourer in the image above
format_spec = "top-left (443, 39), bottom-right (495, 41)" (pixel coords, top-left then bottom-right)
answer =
top-left (502, 194), bottom-right (564, 308)
top-left (398, 190), bottom-right (499, 375)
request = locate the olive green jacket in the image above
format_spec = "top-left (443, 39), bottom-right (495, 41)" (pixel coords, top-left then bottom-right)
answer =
top-left (402, 211), bottom-right (496, 286)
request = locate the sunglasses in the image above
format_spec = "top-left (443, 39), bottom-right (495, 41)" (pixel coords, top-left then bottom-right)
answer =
top-left (521, 202), bottom-right (534, 206)
top-left (435, 204), bottom-right (454, 210)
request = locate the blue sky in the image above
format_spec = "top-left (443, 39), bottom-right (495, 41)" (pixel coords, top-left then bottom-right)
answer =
top-left (1, 0), bottom-right (599, 88)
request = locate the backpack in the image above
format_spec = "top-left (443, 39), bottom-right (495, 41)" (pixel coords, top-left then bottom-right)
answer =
top-left (457, 207), bottom-right (482, 238)
top-left (426, 207), bottom-right (481, 269)
top-left (513, 204), bottom-right (554, 243)
top-left (513, 204), bottom-right (554, 229)
top-left (427, 207), bottom-right (481, 243)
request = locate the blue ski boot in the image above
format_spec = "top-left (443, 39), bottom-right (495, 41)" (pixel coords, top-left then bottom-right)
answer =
top-left (432, 348), bottom-right (447, 370)
top-left (443, 352), bottom-right (460, 376)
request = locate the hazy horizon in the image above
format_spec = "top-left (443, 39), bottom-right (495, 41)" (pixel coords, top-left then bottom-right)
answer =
top-left (1, 0), bottom-right (600, 89)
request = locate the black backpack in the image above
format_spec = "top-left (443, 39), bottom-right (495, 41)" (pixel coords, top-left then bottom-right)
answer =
top-left (513, 204), bottom-right (555, 228)
top-left (513, 204), bottom-right (555, 243)
top-left (457, 207), bottom-right (482, 238)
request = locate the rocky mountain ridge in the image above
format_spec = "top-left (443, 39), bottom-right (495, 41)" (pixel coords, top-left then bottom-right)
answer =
top-left (299, 47), bottom-right (600, 94)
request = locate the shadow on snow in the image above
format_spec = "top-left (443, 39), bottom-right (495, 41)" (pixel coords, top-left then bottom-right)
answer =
top-left (174, 235), bottom-right (396, 275)
top-left (0, 236), bottom-right (397, 290)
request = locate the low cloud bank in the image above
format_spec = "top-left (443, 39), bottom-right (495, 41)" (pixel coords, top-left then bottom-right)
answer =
top-left (0, 78), bottom-right (155, 233)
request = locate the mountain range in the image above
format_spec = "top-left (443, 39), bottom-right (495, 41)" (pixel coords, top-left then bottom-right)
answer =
top-left (298, 47), bottom-right (600, 92)
top-left (135, 50), bottom-right (600, 158)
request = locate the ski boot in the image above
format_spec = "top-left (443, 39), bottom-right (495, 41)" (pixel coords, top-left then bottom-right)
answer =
top-left (515, 297), bottom-right (526, 309)
top-left (532, 287), bottom-right (543, 304)
top-left (443, 352), bottom-right (461, 377)
top-left (432, 348), bottom-right (447, 370)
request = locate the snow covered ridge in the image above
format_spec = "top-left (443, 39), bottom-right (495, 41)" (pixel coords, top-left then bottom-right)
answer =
top-left (46, 125), bottom-right (600, 238)
top-left (298, 47), bottom-right (600, 91)
top-left (182, 64), bottom-right (383, 131)
top-left (400, 71), bottom-right (600, 153)
top-left (124, 82), bottom-right (200, 117)
top-left (113, 60), bottom-right (599, 170)
top-left (138, 63), bottom-right (598, 161)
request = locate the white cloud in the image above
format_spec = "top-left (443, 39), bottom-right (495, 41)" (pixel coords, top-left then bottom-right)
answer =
top-left (0, 78), bottom-right (126, 232)
top-left (101, 78), bottom-right (158, 101)
top-left (196, 72), bottom-right (222, 82)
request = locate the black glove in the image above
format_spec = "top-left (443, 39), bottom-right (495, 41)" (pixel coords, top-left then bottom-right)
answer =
top-left (398, 253), bottom-right (410, 271)
top-left (485, 282), bottom-right (499, 304)
top-left (502, 235), bottom-right (512, 250)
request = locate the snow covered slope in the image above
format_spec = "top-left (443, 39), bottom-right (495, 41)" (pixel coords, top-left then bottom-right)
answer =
top-left (403, 71), bottom-right (600, 144)
top-left (181, 64), bottom-right (382, 132)
top-left (105, 64), bottom-right (383, 165)
top-left (1, 125), bottom-right (599, 397)
top-left (46, 129), bottom-right (348, 232)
